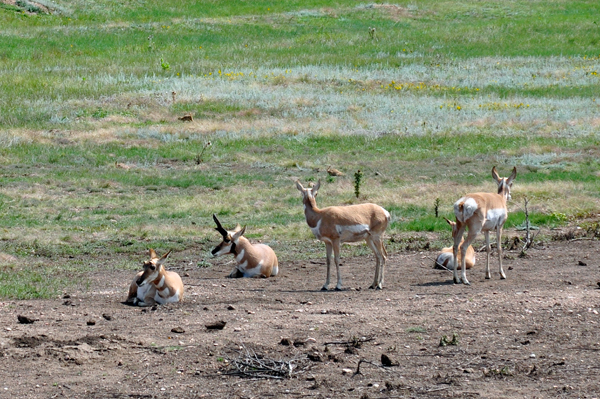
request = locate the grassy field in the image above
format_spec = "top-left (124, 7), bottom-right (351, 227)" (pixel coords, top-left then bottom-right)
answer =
top-left (1, 0), bottom-right (599, 298)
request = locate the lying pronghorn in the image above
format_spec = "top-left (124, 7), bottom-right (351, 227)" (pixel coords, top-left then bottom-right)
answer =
top-left (126, 249), bottom-right (184, 306)
top-left (452, 167), bottom-right (517, 285)
top-left (296, 180), bottom-right (390, 290)
top-left (211, 214), bottom-right (279, 278)
top-left (434, 218), bottom-right (475, 270)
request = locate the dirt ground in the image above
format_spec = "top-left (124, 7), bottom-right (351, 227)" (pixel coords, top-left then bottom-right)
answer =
top-left (1, 239), bottom-right (599, 399)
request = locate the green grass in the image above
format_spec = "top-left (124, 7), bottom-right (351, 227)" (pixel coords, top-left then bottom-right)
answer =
top-left (1, 0), bottom-right (600, 298)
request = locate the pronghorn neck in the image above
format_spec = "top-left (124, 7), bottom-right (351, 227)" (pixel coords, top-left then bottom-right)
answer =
top-left (151, 267), bottom-right (167, 287)
top-left (302, 196), bottom-right (322, 228)
top-left (497, 179), bottom-right (511, 202)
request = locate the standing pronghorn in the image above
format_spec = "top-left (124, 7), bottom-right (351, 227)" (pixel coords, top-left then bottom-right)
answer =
top-left (452, 166), bottom-right (517, 285)
top-left (211, 214), bottom-right (279, 278)
top-left (126, 249), bottom-right (184, 306)
top-left (296, 180), bottom-right (390, 290)
top-left (434, 218), bottom-right (476, 270)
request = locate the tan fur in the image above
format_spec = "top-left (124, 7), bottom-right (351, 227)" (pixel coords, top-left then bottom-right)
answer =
top-left (211, 216), bottom-right (279, 278)
top-left (452, 167), bottom-right (517, 285)
top-left (435, 218), bottom-right (475, 270)
top-left (126, 249), bottom-right (184, 306)
top-left (296, 180), bottom-right (390, 290)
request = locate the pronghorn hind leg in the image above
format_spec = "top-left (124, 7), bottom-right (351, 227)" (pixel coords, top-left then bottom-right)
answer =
top-left (332, 239), bottom-right (343, 291)
top-left (484, 231), bottom-right (492, 279)
top-left (367, 236), bottom-right (385, 289)
top-left (460, 227), bottom-right (479, 286)
top-left (322, 242), bottom-right (333, 290)
top-left (497, 226), bottom-right (506, 279)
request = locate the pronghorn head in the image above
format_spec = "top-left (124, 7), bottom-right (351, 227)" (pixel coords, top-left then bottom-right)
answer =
top-left (211, 214), bottom-right (246, 257)
top-left (492, 166), bottom-right (517, 201)
top-left (136, 249), bottom-right (171, 287)
top-left (295, 179), bottom-right (321, 202)
top-left (443, 217), bottom-right (458, 238)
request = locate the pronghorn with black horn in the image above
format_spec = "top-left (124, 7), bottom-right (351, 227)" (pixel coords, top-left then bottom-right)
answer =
top-left (434, 218), bottom-right (476, 270)
top-left (126, 249), bottom-right (184, 306)
top-left (452, 166), bottom-right (517, 285)
top-left (211, 214), bottom-right (279, 278)
top-left (295, 180), bottom-right (390, 290)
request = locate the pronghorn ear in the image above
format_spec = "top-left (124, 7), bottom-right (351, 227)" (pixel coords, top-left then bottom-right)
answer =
top-left (149, 249), bottom-right (158, 259)
top-left (507, 167), bottom-right (517, 184)
top-left (443, 217), bottom-right (454, 226)
top-left (491, 166), bottom-right (500, 182)
top-left (295, 180), bottom-right (305, 192)
top-left (157, 250), bottom-right (171, 265)
top-left (312, 179), bottom-right (321, 195)
top-left (232, 225), bottom-right (246, 241)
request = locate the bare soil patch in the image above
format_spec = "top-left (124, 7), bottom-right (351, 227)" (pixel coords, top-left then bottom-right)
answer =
top-left (1, 240), bottom-right (599, 398)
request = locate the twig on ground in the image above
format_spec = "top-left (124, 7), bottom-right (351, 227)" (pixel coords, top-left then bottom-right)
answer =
top-left (324, 336), bottom-right (374, 346)
top-left (221, 344), bottom-right (309, 379)
top-left (424, 255), bottom-right (453, 272)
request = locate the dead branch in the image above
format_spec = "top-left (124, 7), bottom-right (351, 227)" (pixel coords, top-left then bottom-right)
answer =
top-left (354, 359), bottom-right (389, 377)
top-left (221, 345), bottom-right (309, 379)
top-left (323, 336), bottom-right (375, 346)
top-left (424, 255), bottom-right (452, 272)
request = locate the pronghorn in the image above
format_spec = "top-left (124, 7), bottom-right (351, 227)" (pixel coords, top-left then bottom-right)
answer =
top-left (126, 249), bottom-right (184, 306)
top-left (434, 218), bottom-right (475, 270)
top-left (452, 166), bottom-right (517, 285)
top-left (296, 180), bottom-right (390, 290)
top-left (211, 214), bottom-right (279, 278)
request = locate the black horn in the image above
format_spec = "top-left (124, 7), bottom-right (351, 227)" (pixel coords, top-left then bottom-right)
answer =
top-left (213, 214), bottom-right (228, 237)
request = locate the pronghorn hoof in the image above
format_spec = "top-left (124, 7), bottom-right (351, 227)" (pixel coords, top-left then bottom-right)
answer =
top-left (485, 276), bottom-right (491, 280)
top-left (500, 275), bottom-right (507, 280)
top-left (321, 286), bottom-right (329, 291)
top-left (462, 281), bottom-right (471, 286)
top-left (334, 287), bottom-right (342, 291)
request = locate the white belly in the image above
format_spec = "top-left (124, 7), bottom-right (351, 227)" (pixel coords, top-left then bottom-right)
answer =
top-left (337, 224), bottom-right (370, 242)
top-left (136, 284), bottom-right (154, 302)
top-left (242, 263), bottom-right (263, 277)
top-left (483, 208), bottom-right (507, 230)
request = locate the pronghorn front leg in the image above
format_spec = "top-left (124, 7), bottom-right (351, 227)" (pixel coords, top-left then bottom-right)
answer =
top-left (484, 230), bottom-right (492, 279)
top-left (229, 268), bottom-right (244, 278)
top-left (367, 237), bottom-right (383, 290)
top-left (497, 227), bottom-right (506, 279)
top-left (332, 239), bottom-right (343, 291)
top-left (322, 241), bottom-right (333, 290)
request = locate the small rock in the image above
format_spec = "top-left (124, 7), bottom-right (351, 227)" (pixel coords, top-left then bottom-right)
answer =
top-left (280, 338), bottom-right (291, 346)
top-left (87, 320), bottom-right (96, 326)
top-left (205, 321), bottom-right (226, 330)
top-left (17, 315), bottom-right (35, 324)
top-left (102, 314), bottom-right (112, 321)
top-left (463, 368), bottom-right (475, 373)
top-left (578, 260), bottom-right (587, 266)
top-left (171, 327), bottom-right (185, 334)
top-left (62, 294), bottom-right (71, 299)
top-left (342, 368), bottom-right (353, 375)
top-left (381, 353), bottom-right (395, 367)
top-left (227, 305), bottom-right (235, 310)
top-left (307, 352), bottom-right (322, 362)
top-left (530, 353), bottom-right (536, 358)
top-left (63, 300), bottom-right (72, 306)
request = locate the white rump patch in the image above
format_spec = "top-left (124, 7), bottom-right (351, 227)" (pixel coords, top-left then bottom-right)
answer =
top-left (454, 197), bottom-right (478, 222)
top-left (271, 265), bottom-right (279, 276)
top-left (435, 252), bottom-right (454, 270)
top-left (382, 207), bottom-right (391, 220)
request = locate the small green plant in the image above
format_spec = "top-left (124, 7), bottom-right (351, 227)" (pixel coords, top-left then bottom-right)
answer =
top-left (434, 197), bottom-right (441, 218)
top-left (195, 141), bottom-right (212, 164)
top-left (406, 326), bottom-right (427, 333)
top-left (160, 58), bottom-right (170, 70)
top-left (354, 169), bottom-right (363, 199)
top-left (439, 332), bottom-right (459, 347)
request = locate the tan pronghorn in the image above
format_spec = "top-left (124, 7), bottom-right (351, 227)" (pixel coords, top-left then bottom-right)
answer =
top-left (296, 180), bottom-right (390, 290)
top-left (434, 218), bottom-right (475, 270)
top-left (452, 167), bottom-right (517, 285)
top-left (211, 214), bottom-right (279, 278)
top-left (126, 249), bottom-right (184, 306)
